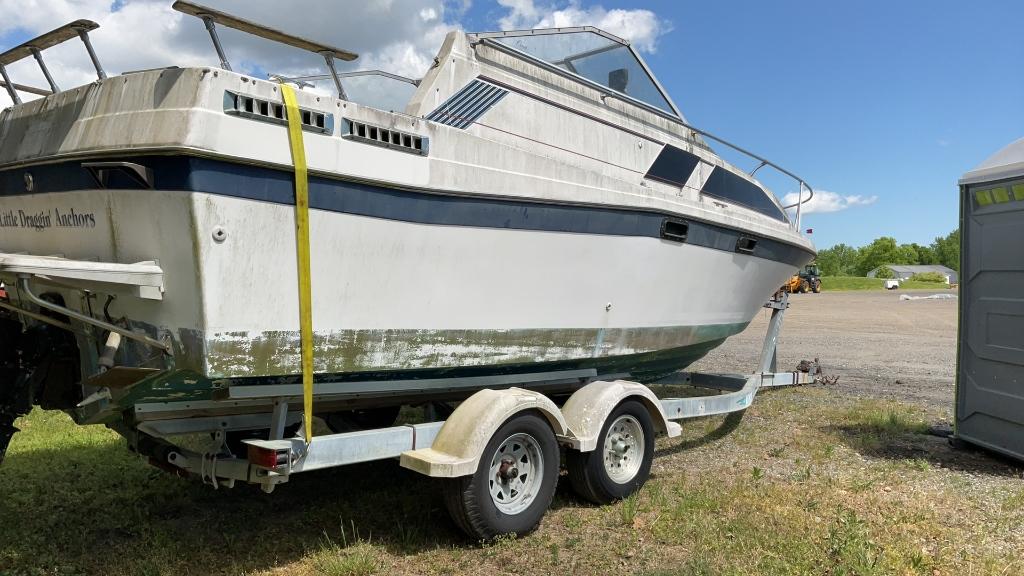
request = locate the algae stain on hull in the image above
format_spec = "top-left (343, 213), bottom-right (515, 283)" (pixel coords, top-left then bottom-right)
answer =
top-left (203, 324), bottom-right (747, 378)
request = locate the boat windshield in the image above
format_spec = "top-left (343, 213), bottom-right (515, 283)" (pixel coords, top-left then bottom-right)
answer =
top-left (488, 29), bottom-right (676, 116)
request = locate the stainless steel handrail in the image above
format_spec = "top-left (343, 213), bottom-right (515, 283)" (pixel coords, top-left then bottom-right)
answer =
top-left (0, 19), bottom-right (104, 104)
top-left (472, 35), bottom-right (815, 231)
top-left (173, 1), bottom-right (358, 100)
top-left (270, 70), bottom-right (420, 87)
top-left (688, 125), bottom-right (815, 231)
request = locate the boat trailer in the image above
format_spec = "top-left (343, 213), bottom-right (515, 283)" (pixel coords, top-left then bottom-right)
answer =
top-left (127, 291), bottom-right (809, 538)
top-left (1, 256), bottom-right (811, 538)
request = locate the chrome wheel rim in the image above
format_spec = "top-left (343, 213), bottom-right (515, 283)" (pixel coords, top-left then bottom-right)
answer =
top-left (488, 432), bottom-right (544, 515)
top-left (603, 415), bottom-right (644, 483)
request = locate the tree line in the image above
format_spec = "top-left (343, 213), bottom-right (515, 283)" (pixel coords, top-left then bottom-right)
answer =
top-left (815, 229), bottom-right (960, 277)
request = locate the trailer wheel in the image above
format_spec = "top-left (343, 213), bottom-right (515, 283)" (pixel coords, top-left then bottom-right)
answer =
top-left (442, 412), bottom-right (558, 540)
top-left (567, 400), bottom-right (655, 504)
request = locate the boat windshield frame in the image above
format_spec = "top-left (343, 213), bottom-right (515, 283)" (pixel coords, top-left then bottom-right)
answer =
top-left (468, 26), bottom-right (684, 121)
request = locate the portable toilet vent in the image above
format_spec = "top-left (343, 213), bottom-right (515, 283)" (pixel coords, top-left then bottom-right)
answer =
top-left (955, 137), bottom-right (1024, 461)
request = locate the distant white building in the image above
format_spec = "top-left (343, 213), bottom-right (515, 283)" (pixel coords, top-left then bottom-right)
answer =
top-left (867, 264), bottom-right (958, 284)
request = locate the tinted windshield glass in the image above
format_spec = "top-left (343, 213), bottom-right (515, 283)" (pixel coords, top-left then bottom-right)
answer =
top-left (493, 31), bottom-right (675, 115)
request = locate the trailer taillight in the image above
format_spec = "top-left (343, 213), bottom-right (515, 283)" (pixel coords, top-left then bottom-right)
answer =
top-left (247, 443), bottom-right (289, 469)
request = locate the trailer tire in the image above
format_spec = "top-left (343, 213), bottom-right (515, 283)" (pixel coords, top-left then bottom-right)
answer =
top-left (567, 400), bottom-right (655, 504)
top-left (441, 411), bottom-right (558, 540)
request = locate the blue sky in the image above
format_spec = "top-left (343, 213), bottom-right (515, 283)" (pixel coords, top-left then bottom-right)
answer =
top-left (2, 1), bottom-right (1021, 249)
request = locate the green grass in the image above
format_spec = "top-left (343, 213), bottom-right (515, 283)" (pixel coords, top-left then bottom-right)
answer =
top-left (821, 276), bottom-right (954, 291)
top-left (0, 394), bottom-right (1019, 576)
top-left (821, 276), bottom-right (887, 291)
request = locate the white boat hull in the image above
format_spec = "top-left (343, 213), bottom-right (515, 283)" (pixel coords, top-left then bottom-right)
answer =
top-left (0, 174), bottom-right (802, 379)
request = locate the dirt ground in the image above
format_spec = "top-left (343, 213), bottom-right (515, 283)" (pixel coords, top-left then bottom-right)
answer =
top-left (690, 289), bottom-right (960, 414)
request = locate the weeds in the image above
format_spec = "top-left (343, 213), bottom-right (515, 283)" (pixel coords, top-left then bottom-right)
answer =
top-left (750, 466), bottom-right (764, 481)
top-left (618, 491), bottom-right (642, 526)
top-left (825, 509), bottom-right (881, 576)
top-left (310, 541), bottom-right (380, 576)
top-left (908, 458), bottom-right (931, 472)
top-left (794, 464), bottom-right (813, 482)
top-left (311, 520), bottom-right (379, 576)
top-left (854, 404), bottom-right (930, 438)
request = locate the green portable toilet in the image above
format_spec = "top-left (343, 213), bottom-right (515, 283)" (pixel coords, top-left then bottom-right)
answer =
top-left (956, 137), bottom-right (1024, 461)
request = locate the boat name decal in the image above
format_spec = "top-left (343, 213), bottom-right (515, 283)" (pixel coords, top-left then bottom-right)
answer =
top-left (0, 208), bottom-right (97, 230)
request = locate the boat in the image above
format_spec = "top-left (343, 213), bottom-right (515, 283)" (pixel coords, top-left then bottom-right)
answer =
top-left (0, 2), bottom-right (815, 457)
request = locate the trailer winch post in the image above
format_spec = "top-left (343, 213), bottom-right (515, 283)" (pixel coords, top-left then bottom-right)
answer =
top-left (758, 291), bottom-right (789, 374)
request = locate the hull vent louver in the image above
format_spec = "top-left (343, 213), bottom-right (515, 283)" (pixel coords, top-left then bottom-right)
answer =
top-left (341, 119), bottom-right (428, 155)
top-left (223, 91), bottom-right (333, 134)
top-left (425, 79), bottom-right (508, 129)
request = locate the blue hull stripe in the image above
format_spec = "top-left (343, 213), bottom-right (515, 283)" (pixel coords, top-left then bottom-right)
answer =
top-left (0, 154), bottom-right (814, 267)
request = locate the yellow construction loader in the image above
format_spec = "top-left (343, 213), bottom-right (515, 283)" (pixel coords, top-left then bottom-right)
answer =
top-left (782, 264), bottom-right (822, 294)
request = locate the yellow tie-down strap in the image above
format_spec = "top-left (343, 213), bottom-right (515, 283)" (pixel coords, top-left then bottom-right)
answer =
top-left (281, 84), bottom-right (315, 444)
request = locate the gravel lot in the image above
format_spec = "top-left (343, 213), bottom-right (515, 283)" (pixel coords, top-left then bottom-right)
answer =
top-left (690, 289), bottom-right (960, 413)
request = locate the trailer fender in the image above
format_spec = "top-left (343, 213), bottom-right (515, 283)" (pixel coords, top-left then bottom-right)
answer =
top-left (560, 380), bottom-right (681, 452)
top-left (400, 388), bottom-right (569, 478)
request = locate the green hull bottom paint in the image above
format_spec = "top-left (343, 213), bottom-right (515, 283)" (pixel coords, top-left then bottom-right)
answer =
top-left (83, 335), bottom-right (738, 423)
top-left (202, 324), bottom-right (749, 379)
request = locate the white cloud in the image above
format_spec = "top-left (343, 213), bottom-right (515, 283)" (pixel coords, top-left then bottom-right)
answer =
top-left (0, 0), bottom-right (460, 107)
top-left (781, 190), bottom-right (878, 215)
top-left (496, 0), bottom-right (670, 53)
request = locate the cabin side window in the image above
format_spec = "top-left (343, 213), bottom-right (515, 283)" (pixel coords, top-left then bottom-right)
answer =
top-left (701, 167), bottom-right (787, 222)
top-left (643, 145), bottom-right (786, 222)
